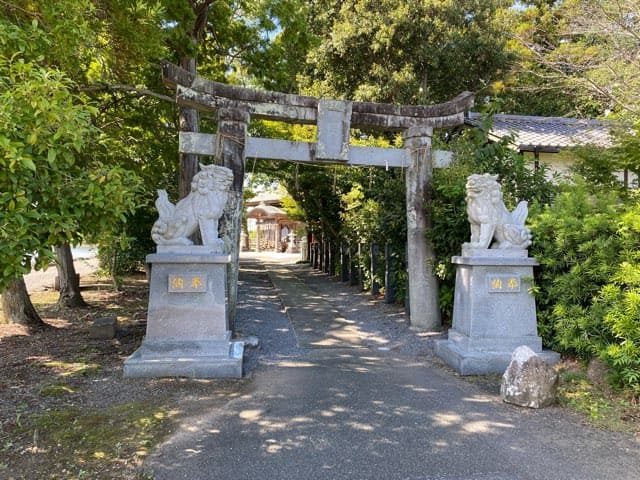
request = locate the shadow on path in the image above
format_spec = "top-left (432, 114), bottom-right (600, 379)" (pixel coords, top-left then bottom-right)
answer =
top-left (148, 254), bottom-right (640, 480)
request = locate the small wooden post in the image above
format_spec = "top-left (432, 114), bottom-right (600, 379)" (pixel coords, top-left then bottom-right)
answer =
top-left (403, 126), bottom-right (441, 331)
top-left (370, 243), bottom-right (380, 296)
top-left (313, 242), bottom-right (319, 269)
top-left (216, 107), bottom-right (249, 331)
top-left (324, 241), bottom-right (331, 274)
top-left (318, 236), bottom-right (324, 271)
top-left (384, 242), bottom-right (396, 304)
top-left (358, 242), bottom-right (364, 291)
top-left (340, 242), bottom-right (349, 282)
top-left (349, 243), bottom-right (358, 286)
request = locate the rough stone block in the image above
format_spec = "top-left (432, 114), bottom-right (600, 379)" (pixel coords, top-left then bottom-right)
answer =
top-left (501, 346), bottom-right (559, 409)
top-left (89, 316), bottom-right (118, 339)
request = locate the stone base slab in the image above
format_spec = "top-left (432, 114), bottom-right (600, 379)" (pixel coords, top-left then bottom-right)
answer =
top-left (435, 339), bottom-right (560, 376)
top-left (124, 339), bottom-right (244, 378)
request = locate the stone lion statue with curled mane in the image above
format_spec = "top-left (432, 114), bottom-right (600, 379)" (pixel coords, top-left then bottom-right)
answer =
top-left (464, 173), bottom-right (532, 250)
top-left (151, 164), bottom-right (234, 253)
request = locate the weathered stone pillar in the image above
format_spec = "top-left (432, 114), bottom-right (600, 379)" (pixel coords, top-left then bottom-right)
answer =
top-left (403, 126), bottom-right (441, 331)
top-left (216, 107), bottom-right (249, 331)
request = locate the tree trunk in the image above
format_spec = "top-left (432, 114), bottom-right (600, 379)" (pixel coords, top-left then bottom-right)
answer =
top-left (55, 244), bottom-right (87, 308)
top-left (1, 277), bottom-right (46, 328)
top-left (177, 1), bottom-right (214, 198)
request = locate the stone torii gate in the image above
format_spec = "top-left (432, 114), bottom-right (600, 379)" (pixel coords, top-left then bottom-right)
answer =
top-left (162, 62), bottom-right (474, 331)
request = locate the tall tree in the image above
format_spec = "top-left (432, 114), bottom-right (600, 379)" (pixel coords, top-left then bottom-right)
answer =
top-left (0, 56), bottom-right (139, 325)
top-left (162, 0), bottom-right (215, 198)
top-left (300, 0), bottom-right (513, 104)
top-left (0, 3), bottom-right (144, 325)
top-left (509, 0), bottom-right (640, 117)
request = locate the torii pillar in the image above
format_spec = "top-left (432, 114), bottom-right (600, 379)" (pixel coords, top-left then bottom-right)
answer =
top-left (216, 107), bottom-right (249, 331)
top-left (403, 126), bottom-right (441, 331)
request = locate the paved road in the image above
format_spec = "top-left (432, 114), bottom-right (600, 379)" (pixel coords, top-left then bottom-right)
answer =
top-left (148, 255), bottom-right (640, 480)
top-left (23, 247), bottom-right (98, 292)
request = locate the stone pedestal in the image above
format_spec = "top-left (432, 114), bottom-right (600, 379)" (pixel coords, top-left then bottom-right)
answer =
top-left (124, 247), bottom-right (244, 378)
top-left (436, 247), bottom-right (559, 375)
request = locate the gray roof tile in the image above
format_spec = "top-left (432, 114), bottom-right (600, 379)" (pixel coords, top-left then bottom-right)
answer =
top-left (466, 112), bottom-right (617, 151)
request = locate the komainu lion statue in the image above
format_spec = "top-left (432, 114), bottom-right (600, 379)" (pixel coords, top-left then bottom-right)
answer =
top-left (464, 173), bottom-right (532, 250)
top-left (151, 164), bottom-right (234, 252)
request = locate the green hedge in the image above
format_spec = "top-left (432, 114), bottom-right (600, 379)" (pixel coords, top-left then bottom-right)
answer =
top-left (530, 183), bottom-right (640, 393)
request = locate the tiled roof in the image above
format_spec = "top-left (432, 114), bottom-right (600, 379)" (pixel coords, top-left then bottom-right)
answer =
top-left (466, 112), bottom-right (617, 152)
top-left (245, 191), bottom-right (282, 206)
top-left (246, 204), bottom-right (288, 218)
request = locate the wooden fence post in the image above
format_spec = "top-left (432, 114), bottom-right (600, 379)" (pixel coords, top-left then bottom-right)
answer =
top-left (370, 243), bottom-right (380, 296)
top-left (324, 240), bottom-right (330, 274)
top-left (328, 241), bottom-right (336, 276)
top-left (349, 243), bottom-right (358, 286)
top-left (358, 243), bottom-right (364, 291)
top-left (384, 242), bottom-right (396, 304)
top-left (340, 242), bottom-right (349, 282)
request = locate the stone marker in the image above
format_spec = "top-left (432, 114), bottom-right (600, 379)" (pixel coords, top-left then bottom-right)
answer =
top-left (501, 345), bottom-right (559, 409)
top-left (89, 316), bottom-right (118, 339)
top-left (124, 164), bottom-right (244, 378)
top-left (436, 174), bottom-right (560, 374)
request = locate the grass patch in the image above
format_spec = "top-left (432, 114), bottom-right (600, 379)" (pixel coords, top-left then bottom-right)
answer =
top-left (557, 368), bottom-right (638, 433)
top-left (27, 402), bottom-right (174, 479)
top-left (30, 291), bottom-right (61, 306)
top-left (39, 383), bottom-right (77, 397)
top-left (39, 360), bottom-right (101, 377)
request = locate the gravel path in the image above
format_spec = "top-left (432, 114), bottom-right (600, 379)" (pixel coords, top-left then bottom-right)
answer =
top-left (235, 253), bottom-right (444, 375)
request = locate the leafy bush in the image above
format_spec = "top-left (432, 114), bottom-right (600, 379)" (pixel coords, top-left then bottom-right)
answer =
top-left (530, 183), bottom-right (621, 355)
top-left (530, 184), bottom-right (640, 394)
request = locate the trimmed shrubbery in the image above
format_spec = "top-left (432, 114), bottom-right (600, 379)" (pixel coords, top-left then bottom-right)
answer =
top-left (530, 184), bottom-right (640, 394)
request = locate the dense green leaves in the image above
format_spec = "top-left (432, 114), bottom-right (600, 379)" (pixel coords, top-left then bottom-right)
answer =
top-left (0, 56), bottom-right (139, 289)
top-left (530, 183), bottom-right (640, 393)
top-left (301, 0), bottom-right (513, 103)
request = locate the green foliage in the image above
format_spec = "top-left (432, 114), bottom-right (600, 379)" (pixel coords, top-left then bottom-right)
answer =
top-left (530, 183), bottom-right (640, 394)
top-left (569, 145), bottom-right (627, 191)
top-left (0, 1), bottom-right (166, 287)
top-left (0, 56), bottom-right (139, 289)
top-left (530, 183), bottom-right (620, 356)
top-left (302, 0), bottom-right (513, 104)
top-left (612, 120), bottom-right (640, 185)
top-left (505, 0), bottom-right (640, 117)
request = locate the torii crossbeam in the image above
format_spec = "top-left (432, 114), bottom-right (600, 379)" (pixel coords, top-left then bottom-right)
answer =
top-left (162, 61), bottom-right (474, 331)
